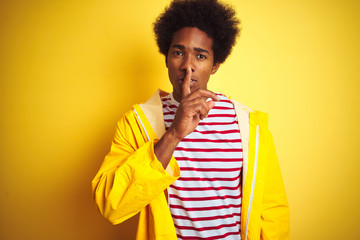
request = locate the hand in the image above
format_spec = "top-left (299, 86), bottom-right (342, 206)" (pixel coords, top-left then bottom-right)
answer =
top-left (154, 68), bottom-right (219, 169)
top-left (169, 68), bottom-right (220, 141)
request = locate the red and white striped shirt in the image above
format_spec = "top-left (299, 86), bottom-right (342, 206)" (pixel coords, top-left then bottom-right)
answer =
top-left (161, 93), bottom-right (243, 240)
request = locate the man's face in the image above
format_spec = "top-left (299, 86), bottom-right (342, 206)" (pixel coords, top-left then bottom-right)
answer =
top-left (166, 27), bottom-right (219, 102)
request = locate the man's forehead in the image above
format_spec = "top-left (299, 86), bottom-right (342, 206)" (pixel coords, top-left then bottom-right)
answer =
top-left (169, 27), bottom-right (214, 52)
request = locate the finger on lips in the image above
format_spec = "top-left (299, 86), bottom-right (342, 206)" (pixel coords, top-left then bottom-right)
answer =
top-left (181, 67), bottom-right (220, 103)
top-left (179, 67), bottom-right (219, 121)
top-left (182, 68), bottom-right (192, 98)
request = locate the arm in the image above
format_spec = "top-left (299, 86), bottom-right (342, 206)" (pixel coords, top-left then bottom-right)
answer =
top-left (261, 132), bottom-right (290, 239)
top-left (92, 112), bottom-right (179, 225)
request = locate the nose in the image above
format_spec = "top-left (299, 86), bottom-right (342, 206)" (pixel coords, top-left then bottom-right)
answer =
top-left (180, 55), bottom-right (195, 73)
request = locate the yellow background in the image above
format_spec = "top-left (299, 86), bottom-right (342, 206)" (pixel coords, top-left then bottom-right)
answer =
top-left (1, 0), bottom-right (359, 239)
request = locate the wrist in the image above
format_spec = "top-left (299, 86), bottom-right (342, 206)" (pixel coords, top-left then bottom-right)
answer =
top-left (154, 127), bottom-right (181, 169)
top-left (165, 127), bottom-right (182, 146)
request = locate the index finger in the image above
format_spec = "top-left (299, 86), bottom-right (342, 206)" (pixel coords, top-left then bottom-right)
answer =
top-left (182, 68), bottom-right (192, 99)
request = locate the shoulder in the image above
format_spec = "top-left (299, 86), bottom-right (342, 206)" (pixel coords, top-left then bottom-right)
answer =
top-left (224, 94), bottom-right (253, 114)
top-left (223, 94), bottom-right (270, 130)
top-left (118, 89), bottom-right (168, 123)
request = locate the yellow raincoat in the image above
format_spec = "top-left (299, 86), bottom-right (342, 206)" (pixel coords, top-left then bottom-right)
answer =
top-left (92, 90), bottom-right (289, 239)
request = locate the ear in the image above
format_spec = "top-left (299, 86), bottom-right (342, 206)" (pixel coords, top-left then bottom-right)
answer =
top-left (211, 62), bottom-right (220, 74)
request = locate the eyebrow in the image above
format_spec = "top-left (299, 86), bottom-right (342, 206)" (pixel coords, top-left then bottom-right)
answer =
top-left (171, 44), bottom-right (211, 55)
top-left (194, 47), bottom-right (210, 55)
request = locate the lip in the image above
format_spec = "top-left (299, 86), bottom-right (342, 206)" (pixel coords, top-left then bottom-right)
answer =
top-left (179, 79), bottom-right (197, 88)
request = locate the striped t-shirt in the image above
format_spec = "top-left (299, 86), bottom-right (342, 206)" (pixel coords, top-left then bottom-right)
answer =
top-left (161, 92), bottom-right (243, 240)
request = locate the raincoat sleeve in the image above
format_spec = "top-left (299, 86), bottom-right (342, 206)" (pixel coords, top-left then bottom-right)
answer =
top-left (261, 132), bottom-right (290, 239)
top-left (92, 110), bottom-right (179, 225)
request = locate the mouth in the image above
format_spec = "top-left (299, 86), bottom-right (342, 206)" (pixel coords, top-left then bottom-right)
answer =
top-left (179, 79), bottom-right (197, 87)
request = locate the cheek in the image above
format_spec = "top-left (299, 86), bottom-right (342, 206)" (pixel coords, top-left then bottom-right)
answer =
top-left (167, 62), bottom-right (176, 74)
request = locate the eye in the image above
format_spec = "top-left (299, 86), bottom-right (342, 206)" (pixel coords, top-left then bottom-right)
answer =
top-left (173, 51), bottom-right (183, 56)
top-left (197, 54), bottom-right (206, 59)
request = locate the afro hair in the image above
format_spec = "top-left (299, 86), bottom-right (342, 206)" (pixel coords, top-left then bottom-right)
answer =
top-left (153, 0), bottom-right (241, 64)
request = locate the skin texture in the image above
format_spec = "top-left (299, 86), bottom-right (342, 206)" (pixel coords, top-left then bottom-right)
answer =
top-left (154, 27), bottom-right (221, 169)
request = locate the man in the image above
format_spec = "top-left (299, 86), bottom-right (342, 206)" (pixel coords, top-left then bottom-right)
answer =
top-left (92, 0), bottom-right (289, 239)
